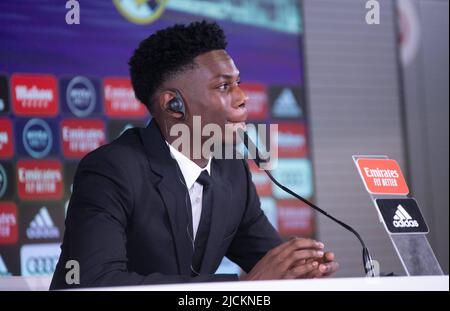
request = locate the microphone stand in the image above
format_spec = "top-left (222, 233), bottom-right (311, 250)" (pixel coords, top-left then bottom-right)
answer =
top-left (239, 129), bottom-right (376, 277)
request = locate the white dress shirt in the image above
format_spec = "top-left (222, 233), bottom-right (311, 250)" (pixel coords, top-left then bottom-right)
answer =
top-left (166, 142), bottom-right (211, 240)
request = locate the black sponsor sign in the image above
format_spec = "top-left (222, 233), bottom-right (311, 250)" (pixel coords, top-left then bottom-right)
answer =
top-left (0, 246), bottom-right (20, 276)
top-left (0, 162), bottom-right (15, 200)
top-left (19, 202), bottom-right (65, 244)
top-left (63, 162), bottom-right (78, 197)
top-left (269, 86), bottom-right (303, 119)
top-left (0, 75), bottom-right (10, 114)
top-left (107, 119), bottom-right (147, 142)
top-left (375, 198), bottom-right (429, 234)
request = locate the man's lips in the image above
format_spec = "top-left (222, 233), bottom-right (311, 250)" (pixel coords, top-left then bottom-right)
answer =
top-left (226, 104), bottom-right (248, 130)
top-left (226, 120), bottom-right (247, 131)
top-left (226, 113), bottom-right (247, 124)
top-left (227, 104), bottom-right (248, 122)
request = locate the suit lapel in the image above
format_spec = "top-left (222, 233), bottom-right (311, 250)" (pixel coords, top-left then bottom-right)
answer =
top-left (155, 177), bottom-right (193, 275)
top-left (199, 159), bottom-right (232, 273)
top-left (139, 120), bottom-right (193, 275)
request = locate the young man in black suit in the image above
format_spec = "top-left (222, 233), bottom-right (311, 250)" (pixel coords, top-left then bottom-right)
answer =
top-left (50, 21), bottom-right (338, 289)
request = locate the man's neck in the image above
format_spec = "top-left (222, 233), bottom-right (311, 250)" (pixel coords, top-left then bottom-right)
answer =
top-left (157, 118), bottom-right (211, 168)
top-left (165, 136), bottom-right (211, 169)
top-left (192, 157), bottom-right (209, 169)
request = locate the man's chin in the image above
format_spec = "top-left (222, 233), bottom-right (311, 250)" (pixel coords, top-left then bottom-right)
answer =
top-left (227, 121), bottom-right (247, 132)
top-left (224, 121), bottom-right (247, 144)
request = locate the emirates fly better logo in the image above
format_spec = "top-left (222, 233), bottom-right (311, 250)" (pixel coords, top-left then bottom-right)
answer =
top-left (0, 119), bottom-right (13, 158)
top-left (0, 203), bottom-right (18, 244)
top-left (61, 119), bottom-right (106, 158)
top-left (16, 160), bottom-right (63, 200)
top-left (103, 78), bottom-right (147, 117)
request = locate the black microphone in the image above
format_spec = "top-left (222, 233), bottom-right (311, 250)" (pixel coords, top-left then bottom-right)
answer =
top-left (238, 129), bottom-right (375, 277)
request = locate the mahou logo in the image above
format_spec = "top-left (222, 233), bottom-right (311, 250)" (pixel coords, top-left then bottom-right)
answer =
top-left (103, 77), bottom-right (147, 117)
top-left (12, 74), bottom-right (58, 116)
top-left (61, 119), bottom-right (106, 158)
top-left (0, 119), bottom-right (13, 158)
top-left (0, 202), bottom-right (18, 244)
top-left (16, 160), bottom-right (63, 200)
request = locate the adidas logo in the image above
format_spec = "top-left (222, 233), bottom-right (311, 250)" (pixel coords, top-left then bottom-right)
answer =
top-left (272, 88), bottom-right (302, 118)
top-left (26, 207), bottom-right (60, 239)
top-left (0, 255), bottom-right (11, 277)
top-left (393, 204), bottom-right (419, 228)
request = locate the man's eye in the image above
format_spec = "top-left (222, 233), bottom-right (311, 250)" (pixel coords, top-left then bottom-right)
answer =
top-left (218, 84), bottom-right (229, 91)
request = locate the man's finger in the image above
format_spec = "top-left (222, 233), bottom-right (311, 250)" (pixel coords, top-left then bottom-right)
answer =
top-left (282, 249), bottom-right (325, 271)
top-left (324, 252), bottom-right (335, 262)
top-left (286, 250), bottom-right (330, 271)
top-left (318, 262), bottom-right (339, 276)
top-left (305, 268), bottom-right (322, 279)
top-left (275, 238), bottom-right (324, 263)
top-left (284, 261), bottom-right (319, 279)
top-left (271, 238), bottom-right (322, 257)
top-left (267, 238), bottom-right (301, 256)
top-left (304, 261), bottom-right (339, 278)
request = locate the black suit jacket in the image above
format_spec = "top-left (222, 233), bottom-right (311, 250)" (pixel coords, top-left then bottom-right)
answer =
top-left (50, 120), bottom-right (281, 289)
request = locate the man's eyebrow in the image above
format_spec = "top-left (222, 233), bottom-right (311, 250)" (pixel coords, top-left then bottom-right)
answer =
top-left (212, 73), bottom-right (240, 80)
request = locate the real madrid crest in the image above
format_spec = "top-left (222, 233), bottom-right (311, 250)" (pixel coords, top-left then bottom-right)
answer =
top-left (113, 0), bottom-right (168, 24)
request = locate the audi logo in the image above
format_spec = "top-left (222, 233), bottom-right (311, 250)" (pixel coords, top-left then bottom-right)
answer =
top-left (25, 256), bottom-right (59, 275)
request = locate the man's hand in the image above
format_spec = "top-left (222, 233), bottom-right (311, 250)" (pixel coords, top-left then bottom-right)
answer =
top-left (240, 238), bottom-right (328, 281)
top-left (296, 251), bottom-right (339, 278)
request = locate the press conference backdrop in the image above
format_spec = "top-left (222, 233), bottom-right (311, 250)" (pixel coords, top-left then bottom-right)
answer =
top-left (0, 1), bottom-right (314, 278)
top-left (303, 0), bottom-right (448, 276)
top-left (303, 0), bottom-right (407, 277)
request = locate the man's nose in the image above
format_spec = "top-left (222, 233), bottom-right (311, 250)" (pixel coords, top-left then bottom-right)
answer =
top-left (232, 85), bottom-right (249, 108)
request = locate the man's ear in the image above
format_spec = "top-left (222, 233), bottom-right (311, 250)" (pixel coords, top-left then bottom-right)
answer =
top-left (158, 90), bottom-right (184, 120)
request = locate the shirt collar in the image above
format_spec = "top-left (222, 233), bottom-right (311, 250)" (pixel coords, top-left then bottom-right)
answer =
top-left (166, 141), bottom-right (211, 189)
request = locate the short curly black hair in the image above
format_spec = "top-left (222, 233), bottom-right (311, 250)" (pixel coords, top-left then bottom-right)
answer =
top-left (129, 20), bottom-right (227, 112)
